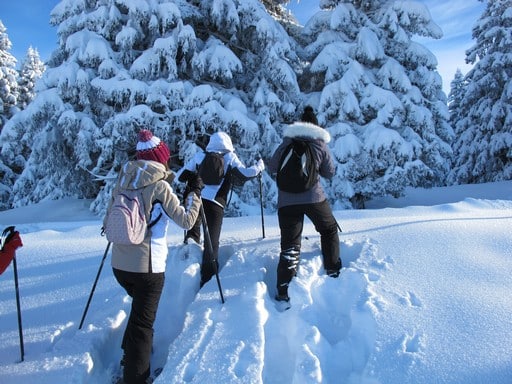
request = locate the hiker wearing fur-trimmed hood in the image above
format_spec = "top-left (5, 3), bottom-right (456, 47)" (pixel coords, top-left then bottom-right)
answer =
top-left (282, 120), bottom-right (331, 145)
top-left (269, 110), bottom-right (334, 208)
top-left (282, 104), bottom-right (331, 145)
top-left (268, 106), bottom-right (342, 305)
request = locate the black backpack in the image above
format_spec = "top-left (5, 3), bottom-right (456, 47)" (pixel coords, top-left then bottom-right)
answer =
top-left (198, 152), bottom-right (225, 185)
top-left (276, 139), bottom-right (318, 193)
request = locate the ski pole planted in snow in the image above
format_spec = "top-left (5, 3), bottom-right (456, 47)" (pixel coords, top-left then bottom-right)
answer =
top-left (199, 203), bottom-right (225, 304)
top-left (12, 256), bottom-right (24, 361)
top-left (79, 242), bottom-right (111, 330)
top-left (1, 226), bottom-right (24, 362)
top-left (258, 173), bottom-right (265, 239)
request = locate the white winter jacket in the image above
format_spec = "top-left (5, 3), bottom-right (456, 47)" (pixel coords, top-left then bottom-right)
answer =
top-left (176, 132), bottom-right (262, 207)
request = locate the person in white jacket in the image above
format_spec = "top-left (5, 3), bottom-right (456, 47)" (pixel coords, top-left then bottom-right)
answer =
top-left (177, 131), bottom-right (264, 287)
top-left (104, 129), bottom-right (202, 384)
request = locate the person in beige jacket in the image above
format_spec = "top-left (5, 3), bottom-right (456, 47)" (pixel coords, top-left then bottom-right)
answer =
top-left (104, 129), bottom-right (202, 384)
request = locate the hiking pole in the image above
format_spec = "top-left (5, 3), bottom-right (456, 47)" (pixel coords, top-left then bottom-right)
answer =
top-left (12, 255), bottom-right (24, 361)
top-left (2, 226), bottom-right (24, 362)
top-left (79, 242), bottom-right (111, 330)
top-left (199, 203), bottom-right (225, 304)
top-left (258, 173), bottom-right (265, 239)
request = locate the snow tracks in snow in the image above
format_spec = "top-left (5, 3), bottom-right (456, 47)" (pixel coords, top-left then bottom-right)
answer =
top-left (86, 240), bottom-right (205, 383)
top-left (85, 227), bottom-right (394, 383)
top-left (156, 233), bottom-right (391, 383)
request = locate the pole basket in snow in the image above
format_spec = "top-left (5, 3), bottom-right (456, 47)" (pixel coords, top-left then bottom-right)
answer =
top-left (1, 226), bottom-right (25, 362)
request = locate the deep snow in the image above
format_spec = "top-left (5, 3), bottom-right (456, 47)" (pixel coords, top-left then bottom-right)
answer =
top-left (0, 181), bottom-right (511, 383)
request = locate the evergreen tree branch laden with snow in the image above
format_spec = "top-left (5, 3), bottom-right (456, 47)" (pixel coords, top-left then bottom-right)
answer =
top-left (0, 0), bottom-right (470, 212)
top-left (0, 0), bottom-right (302, 213)
top-left (17, 47), bottom-right (46, 111)
top-left (0, 20), bottom-right (19, 134)
top-left (448, 0), bottom-right (512, 184)
top-left (297, 0), bottom-right (453, 207)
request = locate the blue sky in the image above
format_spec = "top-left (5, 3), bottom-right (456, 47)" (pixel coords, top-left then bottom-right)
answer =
top-left (1, 0), bottom-right (59, 62)
top-left (1, 0), bottom-right (485, 94)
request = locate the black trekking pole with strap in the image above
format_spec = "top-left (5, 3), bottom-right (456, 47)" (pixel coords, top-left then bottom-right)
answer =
top-left (258, 173), bottom-right (265, 239)
top-left (1, 226), bottom-right (24, 361)
top-left (12, 255), bottom-right (24, 361)
top-left (79, 241), bottom-right (112, 330)
top-left (199, 203), bottom-right (225, 304)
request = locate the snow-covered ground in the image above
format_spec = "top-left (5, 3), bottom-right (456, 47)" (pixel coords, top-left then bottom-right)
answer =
top-left (0, 181), bottom-right (511, 383)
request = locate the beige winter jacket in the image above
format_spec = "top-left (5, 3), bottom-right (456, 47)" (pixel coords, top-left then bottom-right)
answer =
top-left (104, 160), bottom-right (201, 273)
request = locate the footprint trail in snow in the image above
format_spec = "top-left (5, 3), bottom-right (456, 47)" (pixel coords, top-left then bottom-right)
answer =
top-left (85, 231), bottom-right (417, 384)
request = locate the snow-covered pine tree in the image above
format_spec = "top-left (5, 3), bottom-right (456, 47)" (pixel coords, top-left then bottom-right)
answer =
top-left (448, 0), bottom-right (512, 184)
top-left (447, 69), bottom-right (467, 156)
top-left (448, 69), bottom-right (466, 122)
top-left (0, 20), bottom-right (18, 134)
top-left (0, 20), bottom-right (20, 207)
top-left (298, 0), bottom-right (453, 207)
top-left (0, 0), bottom-right (302, 214)
top-left (178, 0), bottom-right (302, 214)
top-left (17, 46), bottom-right (46, 110)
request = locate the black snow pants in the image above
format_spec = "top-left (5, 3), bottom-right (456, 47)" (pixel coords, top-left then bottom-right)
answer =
top-left (276, 200), bottom-right (341, 297)
top-left (113, 268), bottom-right (165, 384)
top-left (185, 198), bottom-right (224, 287)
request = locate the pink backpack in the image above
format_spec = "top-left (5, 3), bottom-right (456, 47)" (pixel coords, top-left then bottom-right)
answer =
top-left (104, 189), bottom-right (147, 245)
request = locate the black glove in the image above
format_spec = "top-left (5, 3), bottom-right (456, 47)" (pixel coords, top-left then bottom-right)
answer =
top-left (187, 173), bottom-right (204, 197)
top-left (195, 134), bottom-right (209, 151)
top-left (178, 169), bottom-right (196, 183)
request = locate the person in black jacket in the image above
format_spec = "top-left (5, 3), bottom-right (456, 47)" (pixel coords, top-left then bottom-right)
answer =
top-left (268, 106), bottom-right (342, 304)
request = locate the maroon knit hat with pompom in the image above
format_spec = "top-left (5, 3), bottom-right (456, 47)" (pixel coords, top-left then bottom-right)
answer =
top-left (136, 129), bottom-right (170, 165)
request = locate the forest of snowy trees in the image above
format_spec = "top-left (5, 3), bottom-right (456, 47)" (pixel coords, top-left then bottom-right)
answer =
top-left (0, 0), bottom-right (510, 214)
top-left (0, 21), bottom-right (46, 133)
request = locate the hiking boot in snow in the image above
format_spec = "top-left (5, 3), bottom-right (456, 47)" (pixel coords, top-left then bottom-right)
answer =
top-left (327, 269), bottom-right (340, 278)
top-left (275, 293), bottom-right (291, 312)
top-left (275, 293), bottom-right (290, 302)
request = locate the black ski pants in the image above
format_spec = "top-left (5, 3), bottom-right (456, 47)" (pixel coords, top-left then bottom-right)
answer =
top-left (276, 200), bottom-right (341, 296)
top-left (185, 198), bottom-right (224, 286)
top-left (113, 268), bottom-right (165, 384)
